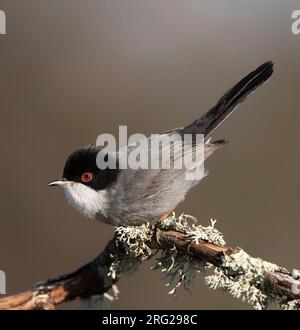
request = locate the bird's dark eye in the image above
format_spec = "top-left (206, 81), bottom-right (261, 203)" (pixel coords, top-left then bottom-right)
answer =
top-left (81, 172), bottom-right (93, 183)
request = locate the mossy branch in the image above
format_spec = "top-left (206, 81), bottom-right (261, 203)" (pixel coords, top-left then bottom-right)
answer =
top-left (0, 214), bottom-right (299, 310)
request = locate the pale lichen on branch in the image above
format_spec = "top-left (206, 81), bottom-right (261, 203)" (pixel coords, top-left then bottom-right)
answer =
top-left (1, 212), bottom-right (300, 310)
top-left (100, 213), bottom-right (300, 310)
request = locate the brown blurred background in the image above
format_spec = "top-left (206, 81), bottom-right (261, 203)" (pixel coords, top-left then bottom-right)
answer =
top-left (0, 0), bottom-right (299, 309)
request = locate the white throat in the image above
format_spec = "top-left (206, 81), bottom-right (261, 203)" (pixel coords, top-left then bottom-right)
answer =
top-left (64, 182), bottom-right (109, 219)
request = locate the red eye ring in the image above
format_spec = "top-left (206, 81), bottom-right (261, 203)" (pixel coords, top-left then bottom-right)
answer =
top-left (81, 172), bottom-right (93, 183)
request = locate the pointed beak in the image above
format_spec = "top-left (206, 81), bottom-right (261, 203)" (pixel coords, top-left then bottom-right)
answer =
top-left (48, 178), bottom-right (71, 187)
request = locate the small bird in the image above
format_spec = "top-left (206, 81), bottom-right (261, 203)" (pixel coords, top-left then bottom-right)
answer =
top-left (49, 62), bottom-right (273, 226)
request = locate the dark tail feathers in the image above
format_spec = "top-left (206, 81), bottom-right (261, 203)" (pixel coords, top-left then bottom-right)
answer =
top-left (181, 61), bottom-right (274, 136)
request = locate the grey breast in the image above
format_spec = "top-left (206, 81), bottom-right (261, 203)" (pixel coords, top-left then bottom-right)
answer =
top-left (104, 134), bottom-right (223, 226)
